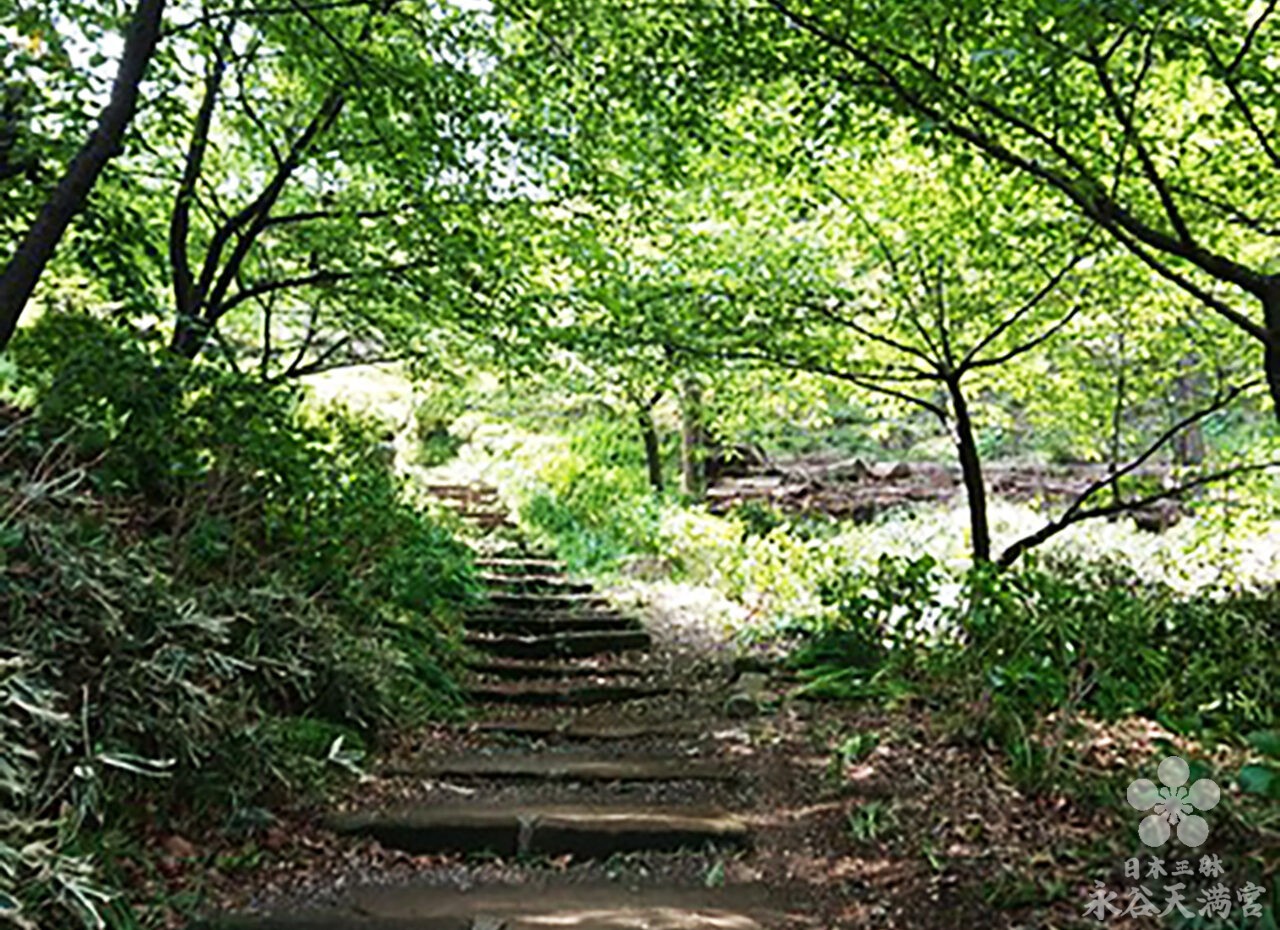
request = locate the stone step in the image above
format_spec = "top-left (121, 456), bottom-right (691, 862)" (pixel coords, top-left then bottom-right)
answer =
top-left (468, 718), bottom-right (711, 741)
top-left (467, 606), bottom-right (628, 620)
top-left (467, 682), bottom-right (670, 706)
top-left (200, 883), bottom-right (773, 930)
top-left (465, 629), bottom-right (651, 659)
top-left (485, 592), bottom-right (611, 611)
top-left (475, 556), bottom-right (566, 573)
top-left (463, 515), bottom-right (517, 530)
top-left (325, 803), bottom-right (750, 857)
top-left (435, 497), bottom-right (501, 511)
top-left (478, 571), bottom-right (595, 594)
top-left (465, 659), bottom-right (648, 680)
top-left (465, 613), bottom-right (639, 635)
top-left (426, 484), bottom-right (500, 500)
top-left (385, 753), bottom-right (736, 783)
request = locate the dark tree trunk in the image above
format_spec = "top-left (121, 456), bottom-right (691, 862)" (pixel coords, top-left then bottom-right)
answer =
top-left (946, 376), bottom-right (991, 564)
top-left (1264, 288), bottom-right (1280, 422)
top-left (0, 0), bottom-right (166, 350)
top-left (1109, 327), bottom-right (1126, 509)
top-left (680, 375), bottom-right (706, 499)
top-left (638, 403), bottom-right (664, 493)
top-left (1171, 355), bottom-right (1206, 466)
top-left (170, 314), bottom-right (211, 360)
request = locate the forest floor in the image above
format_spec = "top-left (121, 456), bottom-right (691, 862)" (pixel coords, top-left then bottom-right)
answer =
top-left (706, 453), bottom-right (1182, 529)
top-left (166, 487), bottom-right (1189, 930)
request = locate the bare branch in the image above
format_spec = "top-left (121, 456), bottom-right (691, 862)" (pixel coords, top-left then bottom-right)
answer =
top-left (1202, 39), bottom-right (1280, 170)
top-left (674, 339), bottom-right (951, 423)
top-left (800, 298), bottom-right (940, 370)
top-left (998, 459), bottom-right (1280, 567)
top-left (279, 335), bottom-right (353, 379)
top-left (1086, 37), bottom-right (1194, 244)
top-left (1228, 0), bottom-right (1277, 72)
top-left (1106, 224), bottom-right (1269, 343)
top-left (997, 381), bottom-right (1264, 566)
top-left (967, 299), bottom-right (1087, 372)
top-left (198, 90), bottom-right (347, 327)
top-left (1171, 185), bottom-right (1280, 236)
top-left (960, 253), bottom-right (1085, 369)
top-left (218, 259), bottom-right (421, 315)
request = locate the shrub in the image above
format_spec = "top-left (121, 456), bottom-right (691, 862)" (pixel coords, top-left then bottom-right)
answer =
top-left (0, 312), bottom-right (476, 929)
top-left (509, 417), bottom-right (663, 570)
top-left (787, 555), bottom-right (1279, 753)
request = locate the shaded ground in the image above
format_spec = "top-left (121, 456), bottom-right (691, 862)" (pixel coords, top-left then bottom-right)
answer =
top-left (122, 486), bottom-right (1268, 930)
top-left (708, 454), bottom-right (1180, 529)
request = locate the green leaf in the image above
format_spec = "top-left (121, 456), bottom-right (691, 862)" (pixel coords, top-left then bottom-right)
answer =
top-left (1246, 730), bottom-right (1280, 758)
top-left (1238, 764), bottom-right (1277, 798)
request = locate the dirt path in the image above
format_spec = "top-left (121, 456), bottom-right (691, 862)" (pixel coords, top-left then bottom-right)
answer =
top-left (195, 484), bottom-right (1127, 929)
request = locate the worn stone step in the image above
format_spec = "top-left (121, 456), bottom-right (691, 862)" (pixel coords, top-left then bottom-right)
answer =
top-left (325, 803), bottom-right (750, 857)
top-left (426, 484), bottom-right (500, 500)
top-left (486, 592), bottom-right (611, 611)
top-left (385, 753), bottom-right (736, 782)
top-left (465, 659), bottom-right (648, 680)
top-left (465, 629), bottom-right (651, 659)
top-left (436, 498), bottom-right (501, 511)
top-left (463, 515), bottom-right (517, 530)
top-left (475, 556), bottom-right (566, 573)
top-left (467, 607), bottom-right (628, 620)
top-left (200, 883), bottom-right (773, 930)
top-left (468, 718), bottom-right (711, 741)
top-left (478, 571), bottom-right (595, 594)
top-left (467, 681), bottom-right (670, 706)
top-left (465, 613), bottom-right (639, 635)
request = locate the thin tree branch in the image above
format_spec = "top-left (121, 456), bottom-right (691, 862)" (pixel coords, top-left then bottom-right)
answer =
top-left (218, 259), bottom-right (421, 316)
top-left (1086, 37), bottom-right (1194, 244)
top-left (800, 298), bottom-right (940, 370)
top-left (960, 254), bottom-right (1085, 369)
top-left (997, 381), bottom-right (1263, 567)
top-left (1228, 0), bottom-right (1276, 72)
top-left (171, 27), bottom-right (230, 325)
top-left (967, 299), bottom-right (1087, 372)
top-left (998, 459), bottom-right (1280, 567)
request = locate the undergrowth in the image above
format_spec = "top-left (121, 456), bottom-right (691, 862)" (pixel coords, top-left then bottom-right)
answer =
top-left (787, 555), bottom-right (1277, 739)
top-left (0, 313), bottom-right (476, 929)
top-left (776, 553), bottom-right (1280, 920)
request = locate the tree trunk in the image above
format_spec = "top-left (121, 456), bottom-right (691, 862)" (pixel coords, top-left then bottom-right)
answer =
top-left (170, 313), bottom-right (211, 360)
top-left (0, 0), bottom-right (166, 350)
top-left (680, 375), bottom-right (706, 499)
top-left (1171, 354), bottom-right (1206, 466)
top-left (946, 376), bottom-right (991, 564)
top-left (1264, 288), bottom-right (1280, 422)
top-left (1109, 327), bottom-right (1126, 510)
top-left (637, 403), bottom-right (664, 493)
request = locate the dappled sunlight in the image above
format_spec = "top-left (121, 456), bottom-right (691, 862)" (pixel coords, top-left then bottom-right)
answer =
top-left (6, 0), bottom-right (1279, 924)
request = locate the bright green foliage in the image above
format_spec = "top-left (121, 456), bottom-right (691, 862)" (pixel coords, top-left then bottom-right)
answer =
top-left (5, 0), bottom-right (1280, 922)
top-left (0, 312), bottom-right (474, 929)
top-left (506, 417), bottom-right (666, 570)
top-left (789, 555), bottom-right (1278, 749)
top-left (1239, 730), bottom-right (1280, 801)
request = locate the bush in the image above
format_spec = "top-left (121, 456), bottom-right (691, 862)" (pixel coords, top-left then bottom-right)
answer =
top-left (510, 417), bottom-right (663, 570)
top-left (0, 312), bottom-right (476, 929)
top-left (787, 555), bottom-right (1279, 759)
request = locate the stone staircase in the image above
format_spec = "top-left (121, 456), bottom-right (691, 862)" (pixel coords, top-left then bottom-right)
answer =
top-left (201, 483), bottom-right (796, 930)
